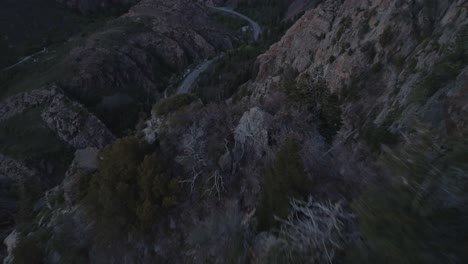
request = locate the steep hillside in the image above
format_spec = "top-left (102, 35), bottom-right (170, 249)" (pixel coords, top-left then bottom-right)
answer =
top-left (0, 0), bottom-right (239, 260)
top-left (1, 0), bottom-right (467, 263)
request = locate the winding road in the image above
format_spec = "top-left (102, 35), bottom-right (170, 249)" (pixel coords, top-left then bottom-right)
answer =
top-left (2, 48), bottom-right (47, 71)
top-left (175, 6), bottom-right (262, 94)
top-left (210, 6), bottom-right (262, 41)
top-left (176, 56), bottom-right (221, 94)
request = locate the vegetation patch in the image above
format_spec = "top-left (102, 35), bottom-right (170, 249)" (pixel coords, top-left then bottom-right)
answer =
top-left (153, 94), bottom-right (197, 116)
top-left (282, 77), bottom-right (342, 142)
top-left (364, 124), bottom-right (399, 152)
top-left (392, 55), bottom-right (406, 71)
top-left (257, 138), bottom-right (311, 231)
top-left (11, 231), bottom-right (47, 264)
top-left (379, 26), bottom-right (393, 47)
top-left (409, 42), bottom-right (467, 104)
top-left (195, 44), bottom-right (264, 103)
top-left (210, 13), bottom-right (248, 33)
top-left (0, 107), bottom-right (71, 160)
top-left (350, 133), bottom-right (468, 263)
top-left (84, 137), bottom-right (180, 235)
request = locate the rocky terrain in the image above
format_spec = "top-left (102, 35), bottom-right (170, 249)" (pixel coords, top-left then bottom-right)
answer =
top-left (1, 0), bottom-right (467, 263)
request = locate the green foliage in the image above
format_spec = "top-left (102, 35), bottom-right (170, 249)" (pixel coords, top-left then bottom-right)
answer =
top-left (350, 132), bottom-right (468, 263)
top-left (236, 0), bottom-right (288, 27)
top-left (392, 55), bottom-right (406, 70)
top-left (0, 4), bottom-right (129, 99)
top-left (153, 94), bottom-right (196, 116)
top-left (210, 13), bottom-right (248, 32)
top-left (337, 16), bottom-right (352, 41)
top-left (0, 0), bottom-right (109, 68)
top-left (186, 205), bottom-right (249, 264)
top-left (363, 123), bottom-right (399, 153)
top-left (410, 42), bottom-right (467, 104)
top-left (257, 138), bottom-right (311, 231)
top-left (281, 79), bottom-right (313, 105)
top-left (12, 235), bottom-right (44, 264)
top-left (85, 137), bottom-right (180, 233)
top-left (379, 26), bottom-right (393, 47)
top-left (195, 44), bottom-right (264, 102)
top-left (0, 107), bottom-right (70, 160)
top-left (91, 16), bottom-right (153, 48)
top-left (370, 62), bottom-right (382, 73)
top-left (16, 177), bottom-right (43, 224)
top-left (281, 78), bottom-right (342, 142)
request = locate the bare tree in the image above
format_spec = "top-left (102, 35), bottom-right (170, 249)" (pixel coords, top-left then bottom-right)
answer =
top-left (203, 170), bottom-right (225, 199)
top-left (179, 125), bottom-right (208, 192)
top-left (275, 196), bottom-right (353, 264)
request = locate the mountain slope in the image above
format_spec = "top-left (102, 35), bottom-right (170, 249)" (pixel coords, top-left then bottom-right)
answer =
top-left (1, 0), bottom-right (467, 263)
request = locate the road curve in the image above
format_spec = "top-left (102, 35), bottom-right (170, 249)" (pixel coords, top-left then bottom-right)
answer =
top-left (210, 6), bottom-right (262, 41)
top-left (176, 56), bottom-right (221, 94)
top-left (175, 7), bottom-right (261, 94)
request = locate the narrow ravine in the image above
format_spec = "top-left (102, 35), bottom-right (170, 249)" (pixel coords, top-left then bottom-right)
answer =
top-left (175, 5), bottom-right (262, 95)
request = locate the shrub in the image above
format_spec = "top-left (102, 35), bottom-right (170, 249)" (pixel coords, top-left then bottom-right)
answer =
top-left (370, 62), bottom-right (383, 73)
top-left (194, 44), bottom-right (264, 103)
top-left (410, 44), bottom-right (466, 104)
top-left (153, 94), bottom-right (196, 116)
top-left (16, 176), bottom-right (43, 223)
top-left (12, 233), bottom-right (46, 264)
top-left (257, 138), bottom-right (312, 231)
top-left (12, 241), bottom-right (43, 264)
top-left (281, 79), bottom-right (313, 105)
top-left (281, 78), bottom-right (342, 142)
top-left (350, 132), bottom-right (468, 263)
top-left (186, 205), bottom-right (249, 264)
top-left (379, 26), bottom-right (393, 47)
top-left (364, 123), bottom-right (399, 152)
top-left (392, 55), bottom-right (406, 70)
top-left (85, 137), bottom-right (180, 233)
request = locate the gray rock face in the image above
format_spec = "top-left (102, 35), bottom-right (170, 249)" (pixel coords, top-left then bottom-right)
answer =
top-left (252, 0), bottom-right (468, 143)
top-left (41, 94), bottom-right (115, 149)
top-left (2, 230), bottom-right (17, 264)
top-left (0, 153), bottom-right (36, 181)
top-left (0, 87), bottom-right (58, 123)
top-left (63, 148), bottom-right (99, 205)
top-left (234, 107), bottom-right (272, 160)
top-left (0, 87), bottom-right (115, 150)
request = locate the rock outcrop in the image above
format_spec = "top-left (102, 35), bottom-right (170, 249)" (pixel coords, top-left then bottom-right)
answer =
top-left (41, 93), bottom-right (115, 149)
top-left (0, 87), bottom-right (116, 150)
top-left (253, 0), bottom-right (468, 142)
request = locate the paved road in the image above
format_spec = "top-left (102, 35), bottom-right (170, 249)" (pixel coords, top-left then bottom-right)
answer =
top-left (176, 56), bottom-right (221, 94)
top-left (210, 6), bottom-right (262, 41)
top-left (2, 48), bottom-right (47, 71)
top-left (175, 6), bottom-right (262, 94)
